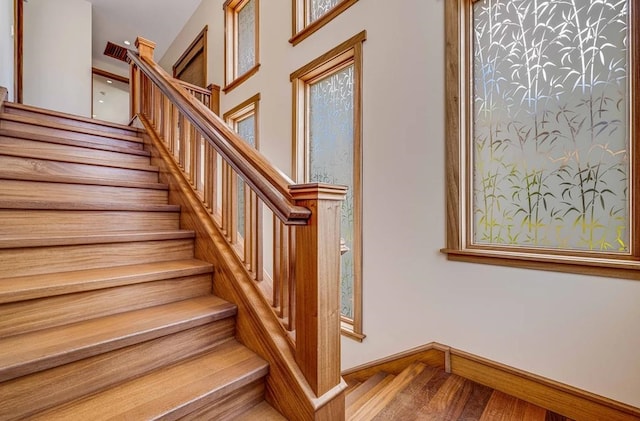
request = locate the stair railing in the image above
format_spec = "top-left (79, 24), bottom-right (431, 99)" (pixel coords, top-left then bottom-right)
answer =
top-left (128, 37), bottom-right (346, 416)
top-left (173, 79), bottom-right (220, 116)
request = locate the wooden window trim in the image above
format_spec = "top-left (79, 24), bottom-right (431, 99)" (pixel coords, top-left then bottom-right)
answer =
top-left (442, 0), bottom-right (640, 281)
top-left (290, 0), bottom-right (359, 46)
top-left (223, 0), bottom-right (259, 93)
top-left (172, 26), bottom-right (208, 88)
top-left (291, 31), bottom-right (366, 341)
top-left (223, 92), bottom-right (260, 149)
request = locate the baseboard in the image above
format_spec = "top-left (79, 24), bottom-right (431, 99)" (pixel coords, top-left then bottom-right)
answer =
top-left (342, 342), bottom-right (640, 421)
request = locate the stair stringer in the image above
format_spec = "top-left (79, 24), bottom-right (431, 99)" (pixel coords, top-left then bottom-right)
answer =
top-left (139, 114), bottom-right (347, 421)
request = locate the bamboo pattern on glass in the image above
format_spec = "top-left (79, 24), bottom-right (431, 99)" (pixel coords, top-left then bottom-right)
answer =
top-left (473, 0), bottom-right (629, 251)
top-left (310, 0), bottom-right (340, 23)
top-left (309, 64), bottom-right (355, 318)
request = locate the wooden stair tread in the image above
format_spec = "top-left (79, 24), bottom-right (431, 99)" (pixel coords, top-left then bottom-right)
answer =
top-left (0, 259), bottom-right (211, 303)
top-left (346, 374), bottom-right (397, 419)
top-left (350, 362), bottom-right (428, 421)
top-left (346, 372), bottom-right (388, 407)
top-left (0, 128), bottom-right (149, 156)
top-left (0, 259), bottom-right (212, 304)
top-left (0, 199), bottom-right (180, 212)
top-left (30, 340), bottom-right (268, 421)
top-left (0, 113), bottom-right (142, 144)
top-left (0, 295), bottom-right (237, 382)
top-left (235, 401), bottom-right (287, 420)
top-left (0, 230), bottom-right (196, 249)
top-left (3, 102), bottom-right (143, 134)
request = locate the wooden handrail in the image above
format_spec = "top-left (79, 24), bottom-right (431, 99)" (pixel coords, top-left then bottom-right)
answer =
top-left (129, 37), bottom-right (346, 417)
top-left (127, 51), bottom-right (311, 224)
top-left (174, 79), bottom-right (212, 95)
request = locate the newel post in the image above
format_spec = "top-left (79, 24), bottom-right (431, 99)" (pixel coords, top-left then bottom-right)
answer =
top-left (290, 183), bottom-right (347, 398)
top-left (130, 37), bottom-right (156, 119)
top-left (206, 84), bottom-right (221, 116)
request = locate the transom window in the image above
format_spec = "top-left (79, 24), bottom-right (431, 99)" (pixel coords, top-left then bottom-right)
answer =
top-left (444, 0), bottom-right (639, 278)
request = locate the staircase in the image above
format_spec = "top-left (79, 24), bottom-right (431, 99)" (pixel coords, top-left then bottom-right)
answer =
top-left (0, 102), bottom-right (284, 420)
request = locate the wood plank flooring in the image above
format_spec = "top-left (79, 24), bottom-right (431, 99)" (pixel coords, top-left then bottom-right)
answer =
top-left (347, 363), bottom-right (575, 421)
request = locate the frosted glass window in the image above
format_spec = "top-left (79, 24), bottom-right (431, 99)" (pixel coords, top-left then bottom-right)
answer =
top-left (238, 0), bottom-right (255, 76)
top-left (310, 0), bottom-right (340, 23)
top-left (309, 64), bottom-right (355, 318)
top-left (236, 114), bottom-right (256, 237)
top-left (472, 0), bottom-right (629, 252)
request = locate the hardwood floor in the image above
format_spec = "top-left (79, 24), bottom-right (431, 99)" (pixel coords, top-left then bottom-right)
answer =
top-left (347, 363), bottom-right (575, 420)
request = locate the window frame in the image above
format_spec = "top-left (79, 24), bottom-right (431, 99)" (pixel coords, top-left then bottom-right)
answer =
top-left (223, 0), bottom-right (260, 93)
top-left (223, 94), bottom-right (261, 276)
top-left (290, 0), bottom-right (359, 46)
top-left (443, 0), bottom-right (640, 280)
top-left (291, 30), bottom-right (366, 341)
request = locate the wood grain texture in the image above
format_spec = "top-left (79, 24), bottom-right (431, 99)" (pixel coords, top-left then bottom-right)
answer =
top-left (3, 102), bottom-right (140, 136)
top-left (0, 179), bottom-right (168, 205)
top-left (0, 295), bottom-right (236, 382)
top-left (291, 184), bottom-right (347, 396)
top-left (235, 400), bottom-right (287, 420)
top-left (350, 363), bottom-right (427, 421)
top-left (0, 239), bottom-right (194, 278)
top-left (0, 259), bottom-right (211, 304)
top-left (0, 128), bottom-right (150, 157)
top-left (0, 321), bottom-right (235, 420)
top-left (142, 122), bottom-right (346, 420)
top-left (0, 209), bottom-right (179, 236)
top-left (30, 340), bottom-right (268, 421)
top-left (0, 274), bottom-right (212, 337)
top-left (0, 154), bottom-right (158, 183)
top-left (180, 381), bottom-right (264, 420)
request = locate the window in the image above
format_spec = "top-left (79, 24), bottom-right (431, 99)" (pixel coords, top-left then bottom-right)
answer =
top-left (291, 31), bottom-right (366, 340)
top-left (290, 0), bottom-right (359, 46)
top-left (224, 0), bottom-right (259, 92)
top-left (444, 0), bottom-right (639, 278)
top-left (224, 94), bottom-right (260, 267)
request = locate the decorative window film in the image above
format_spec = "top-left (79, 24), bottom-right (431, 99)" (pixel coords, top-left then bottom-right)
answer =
top-left (223, 94), bottom-right (260, 256)
top-left (224, 0), bottom-right (259, 92)
top-left (290, 0), bottom-right (360, 45)
top-left (472, 0), bottom-right (629, 252)
top-left (444, 0), bottom-right (639, 278)
top-left (309, 64), bottom-right (356, 318)
top-left (291, 31), bottom-right (366, 340)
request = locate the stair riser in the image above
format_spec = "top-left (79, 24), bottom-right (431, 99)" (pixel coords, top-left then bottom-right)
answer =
top-left (0, 275), bottom-right (212, 338)
top-left (0, 120), bottom-right (143, 150)
top-left (0, 154), bottom-right (158, 183)
top-left (0, 321), bottom-right (236, 421)
top-left (0, 180), bottom-right (168, 205)
top-left (0, 136), bottom-right (151, 166)
top-left (3, 106), bottom-right (139, 137)
top-left (0, 210), bottom-right (179, 236)
top-left (0, 239), bottom-right (194, 278)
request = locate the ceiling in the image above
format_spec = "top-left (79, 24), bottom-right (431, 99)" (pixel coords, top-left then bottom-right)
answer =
top-left (88, 0), bottom-right (202, 72)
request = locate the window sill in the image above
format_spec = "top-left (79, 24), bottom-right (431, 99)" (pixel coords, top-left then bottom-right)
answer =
top-left (341, 319), bottom-right (365, 342)
top-left (441, 248), bottom-right (640, 281)
top-left (223, 64), bottom-right (260, 93)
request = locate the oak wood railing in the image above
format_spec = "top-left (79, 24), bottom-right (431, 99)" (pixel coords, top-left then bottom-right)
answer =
top-left (128, 37), bottom-right (346, 418)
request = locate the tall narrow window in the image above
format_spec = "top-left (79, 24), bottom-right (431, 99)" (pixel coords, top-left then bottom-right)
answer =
top-left (290, 0), bottom-right (359, 45)
top-left (291, 31), bottom-right (366, 341)
top-left (224, 0), bottom-right (259, 92)
top-left (444, 0), bottom-right (639, 278)
top-left (224, 94), bottom-right (260, 262)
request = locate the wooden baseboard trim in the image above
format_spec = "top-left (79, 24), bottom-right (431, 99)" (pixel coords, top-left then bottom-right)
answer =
top-left (342, 342), bottom-right (640, 421)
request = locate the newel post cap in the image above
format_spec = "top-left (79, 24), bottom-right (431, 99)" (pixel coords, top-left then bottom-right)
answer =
top-left (135, 37), bottom-right (156, 60)
top-left (289, 183), bottom-right (348, 201)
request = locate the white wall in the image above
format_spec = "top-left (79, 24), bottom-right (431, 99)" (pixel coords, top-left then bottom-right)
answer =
top-left (23, 0), bottom-right (92, 116)
top-left (0, 0), bottom-right (14, 100)
top-left (160, 0), bottom-right (640, 408)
